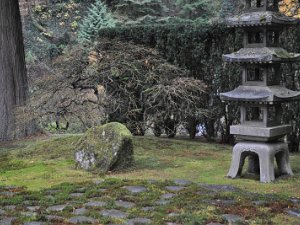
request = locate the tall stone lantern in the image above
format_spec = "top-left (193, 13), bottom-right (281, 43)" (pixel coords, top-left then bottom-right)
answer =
top-left (220, 0), bottom-right (300, 182)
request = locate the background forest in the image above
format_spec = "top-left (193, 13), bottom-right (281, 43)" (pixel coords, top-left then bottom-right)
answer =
top-left (20, 0), bottom-right (300, 151)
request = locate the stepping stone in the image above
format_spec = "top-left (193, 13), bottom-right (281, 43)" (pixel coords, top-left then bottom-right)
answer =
top-left (68, 216), bottom-right (98, 224)
top-left (0, 209), bottom-right (6, 215)
top-left (290, 197), bottom-right (300, 204)
top-left (123, 186), bottom-right (147, 193)
top-left (286, 208), bottom-right (300, 217)
top-left (0, 217), bottom-right (17, 225)
top-left (45, 215), bottom-right (65, 222)
top-left (0, 192), bottom-right (14, 197)
top-left (93, 180), bottom-right (105, 185)
top-left (115, 200), bottom-right (136, 208)
top-left (73, 207), bottom-right (88, 215)
top-left (46, 204), bottom-right (68, 212)
top-left (201, 184), bottom-right (238, 192)
top-left (70, 193), bottom-right (84, 198)
top-left (167, 213), bottom-right (179, 217)
top-left (141, 206), bottom-right (155, 212)
top-left (23, 222), bottom-right (45, 225)
top-left (165, 186), bottom-right (185, 192)
top-left (155, 199), bottom-right (170, 205)
top-left (206, 223), bottom-right (224, 225)
top-left (26, 206), bottom-right (41, 211)
top-left (127, 217), bottom-right (152, 225)
top-left (211, 199), bottom-right (235, 206)
top-left (161, 193), bottom-right (175, 199)
top-left (46, 189), bottom-right (59, 194)
top-left (222, 214), bottom-right (244, 224)
top-left (174, 179), bottom-right (192, 186)
top-left (252, 200), bottom-right (266, 206)
top-left (84, 201), bottom-right (106, 208)
top-left (100, 209), bottom-right (128, 219)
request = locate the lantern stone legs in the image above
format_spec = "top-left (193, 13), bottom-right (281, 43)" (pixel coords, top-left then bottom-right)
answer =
top-left (227, 141), bottom-right (293, 183)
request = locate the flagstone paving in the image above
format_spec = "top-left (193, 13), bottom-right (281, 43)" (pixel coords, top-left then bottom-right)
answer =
top-left (0, 179), bottom-right (299, 224)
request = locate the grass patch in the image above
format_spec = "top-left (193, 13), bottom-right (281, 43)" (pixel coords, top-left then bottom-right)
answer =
top-left (0, 135), bottom-right (299, 198)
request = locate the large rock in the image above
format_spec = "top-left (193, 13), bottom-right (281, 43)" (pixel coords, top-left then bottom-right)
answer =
top-left (75, 122), bottom-right (134, 173)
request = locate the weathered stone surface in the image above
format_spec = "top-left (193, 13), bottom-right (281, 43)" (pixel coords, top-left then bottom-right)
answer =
top-left (0, 217), bottom-right (17, 225)
top-left (286, 208), bottom-right (300, 217)
top-left (70, 193), bottom-right (84, 198)
top-left (0, 208), bottom-right (6, 215)
top-left (290, 197), bottom-right (300, 204)
top-left (75, 122), bottom-right (134, 172)
top-left (115, 200), bottom-right (135, 208)
top-left (26, 206), bottom-right (41, 211)
top-left (0, 191), bottom-right (14, 197)
top-left (165, 186), bottom-right (185, 192)
top-left (127, 217), bottom-right (152, 225)
top-left (174, 179), bottom-right (192, 186)
top-left (45, 215), bottom-right (65, 222)
top-left (23, 222), bottom-right (45, 225)
top-left (46, 204), bottom-right (68, 212)
top-left (155, 199), bottom-right (170, 205)
top-left (73, 207), bottom-right (88, 215)
top-left (4, 205), bottom-right (16, 210)
top-left (222, 214), bottom-right (244, 224)
top-left (141, 206), bottom-right (155, 212)
top-left (161, 193), bottom-right (175, 199)
top-left (100, 209), bottom-right (128, 219)
top-left (84, 200), bottom-right (106, 208)
top-left (123, 186), bottom-right (147, 193)
top-left (68, 216), bottom-right (98, 224)
top-left (200, 184), bottom-right (237, 192)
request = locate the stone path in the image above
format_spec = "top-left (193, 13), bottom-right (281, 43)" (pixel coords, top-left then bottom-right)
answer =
top-left (0, 180), bottom-right (299, 224)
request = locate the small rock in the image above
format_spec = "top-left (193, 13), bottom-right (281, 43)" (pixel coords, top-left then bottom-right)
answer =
top-left (4, 205), bottom-right (16, 210)
top-left (93, 180), bottom-right (105, 185)
top-left (73, 207), bottom-right (88, 215)
top-left (290, 197), bottom-right (300, 204)
top-left (21, 211), bottom-right (38, 217)
top-left (161, 193), bottom-right (175, 199)
top-left (26, 206), bottom-right (41, 211)
top-left (123, 186), bottom-right (147, 193)
top-left (84, 201), bottom-right (106, 208)
top-left (252, 200), bottom-right (266, 206)
top-left (0, 209), bottom-right (6, 215)
top-left (115, 200), bottom-right (136, 208)
top-left (23, 222), bottom-right (45, 225)
top-left (68, 216), bottom-right (98, 224)
top-left (70, 193), bottom-right (84, 198)
top-left (165, 186), bottom-right (185, 192)
top-left (45, 215), bottom-right (64, 222)
top-left (46, 204), bottom-right (68, 212)
top-left (141, 206), bottom-right (155, 212)
top-left (167, 213), bottom-right (179, 217)
top-left (286, 208), bottom-right (300, 217)
top-left (100, 209), bottom-right (128, 219)
top-left (0, 217), bottom-right (17, 225)
top-left (127, 217), bottom-right (152, 225)
top-left (0, 192), bottom-right (14, 197)
top-left (222, 214), bottom-right (244, 224)
top-left (155, 199), bottom-right (170, 205)
top-left (174, 179), bottom-right (192, 186)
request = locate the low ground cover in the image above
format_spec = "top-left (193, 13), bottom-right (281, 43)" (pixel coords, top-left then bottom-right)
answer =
top-left (0, 135), bottom-right (299, 224)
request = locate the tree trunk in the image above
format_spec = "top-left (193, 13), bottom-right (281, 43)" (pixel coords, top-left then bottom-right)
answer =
top-left (0, 0), bottom-right (28, 141)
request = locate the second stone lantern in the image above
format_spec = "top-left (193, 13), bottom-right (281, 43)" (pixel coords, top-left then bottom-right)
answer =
top-left (220, 0), bottom-right (300, 182)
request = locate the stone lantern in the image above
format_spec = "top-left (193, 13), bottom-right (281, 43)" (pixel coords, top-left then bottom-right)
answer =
top-left (220, 0), bottom-right (300, 182)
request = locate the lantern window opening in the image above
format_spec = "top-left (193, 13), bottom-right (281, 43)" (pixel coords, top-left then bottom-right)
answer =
top-left (248, 31), bottom-right (264, 44)
top-left (247, 67), bottom-right (264, 82)
top-left (245, 107), bottom-right (264, 122)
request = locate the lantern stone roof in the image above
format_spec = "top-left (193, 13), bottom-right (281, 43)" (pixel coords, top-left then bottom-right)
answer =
top-left (225, 11), bottom-right (299, 27)
top-left (220, 85), bottom-right (300, 102)
top-left (223, 47), bottom-right (300, 63)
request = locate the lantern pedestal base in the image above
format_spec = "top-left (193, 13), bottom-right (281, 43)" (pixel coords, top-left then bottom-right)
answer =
top-left (227, 141), bottom-right (293, 183)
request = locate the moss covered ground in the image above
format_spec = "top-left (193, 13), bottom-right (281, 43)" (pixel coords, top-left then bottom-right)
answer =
top-left (0, 135), bottom-right (299, 224)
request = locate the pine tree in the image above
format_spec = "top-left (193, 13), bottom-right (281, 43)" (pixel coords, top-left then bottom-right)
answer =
top-left (78, 0), bottom-right (117, 43)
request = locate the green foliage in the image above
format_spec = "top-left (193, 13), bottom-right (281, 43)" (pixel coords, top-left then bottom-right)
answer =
top-left (176, 0), bottom-right (219, 20)
top-left (77, 0), bottom-right (117, 43)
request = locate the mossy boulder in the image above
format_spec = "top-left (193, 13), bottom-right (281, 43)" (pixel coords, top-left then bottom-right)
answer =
top-left (74, 122), bottom-right (134, 173)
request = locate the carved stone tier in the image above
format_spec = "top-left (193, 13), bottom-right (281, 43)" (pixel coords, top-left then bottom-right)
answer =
top-left (227, 141), bottom-right (293, 183)
top-left (220, 86), bottom-right (300, 102)
top-left (223, 47), bottom-right (300, 63)
top-left (230, 124), bottom-right (292, 142)
top-left (226, 11), bottom-right (299, 28)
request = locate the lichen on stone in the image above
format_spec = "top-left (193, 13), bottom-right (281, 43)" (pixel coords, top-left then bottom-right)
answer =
top-left (75, 122), bottom-right (134, 173)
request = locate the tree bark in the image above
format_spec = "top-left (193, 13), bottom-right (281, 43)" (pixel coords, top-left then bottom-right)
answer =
top-left (0, 0), bottom-right (28, 141)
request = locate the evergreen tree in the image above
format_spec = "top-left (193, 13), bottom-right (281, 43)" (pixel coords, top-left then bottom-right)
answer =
top-left (78, 0), bottom-right (117, 43)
